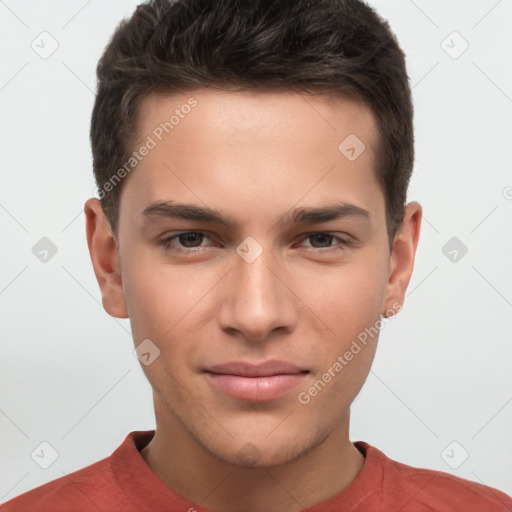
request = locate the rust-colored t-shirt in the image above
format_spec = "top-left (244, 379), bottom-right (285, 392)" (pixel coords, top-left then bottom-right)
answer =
top-left (2, 430), bottom-right (511, 511)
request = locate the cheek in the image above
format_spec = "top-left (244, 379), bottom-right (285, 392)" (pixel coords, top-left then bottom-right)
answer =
top-left (121, 253), bottom-right (218, 347)
top-left (121, 262), bottom-right (202, 390)
top-left (295, 265), bottom-right (385, 418)
top-left (290, 252), bottom-right (388, 387)
top-left (121, 257), bottom-right (179, 343)
top-left (302, 256), bottom-right (388, 333)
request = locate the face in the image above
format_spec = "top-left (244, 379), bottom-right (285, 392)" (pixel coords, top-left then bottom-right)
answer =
top-left (86, 89), bottom-right (420, 467)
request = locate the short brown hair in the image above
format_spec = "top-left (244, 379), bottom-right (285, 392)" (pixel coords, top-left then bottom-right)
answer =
top-left (90, 0), bottom-right (414, 243)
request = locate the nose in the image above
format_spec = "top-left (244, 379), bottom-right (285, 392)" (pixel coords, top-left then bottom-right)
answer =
top-left (216, 245), bottom-right (298, 343)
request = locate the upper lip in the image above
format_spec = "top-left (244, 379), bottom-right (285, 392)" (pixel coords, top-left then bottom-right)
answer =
top-left (205, 360), bottom-right (307, 377)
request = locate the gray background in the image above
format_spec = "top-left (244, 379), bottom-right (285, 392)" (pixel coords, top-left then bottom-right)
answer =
top-left (1, 0), bottom-right (511, 502)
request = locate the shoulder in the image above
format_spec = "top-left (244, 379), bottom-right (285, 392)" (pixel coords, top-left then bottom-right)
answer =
top-left (0, 458), bottom-right (118, 512)
top-left (358, 442), bottom-right (512, 511)
top-left (0, 431), bottom-right (151, 512)
top-left (390, 461), bottom-right (512, 510)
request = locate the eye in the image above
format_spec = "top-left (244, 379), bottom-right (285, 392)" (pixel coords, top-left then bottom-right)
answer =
top-left (297, 233), bottom-right (348, 251)
top-left (157, 231), bottom-right (349, 255)
top-left (158, 231), bottom-right (213, 253)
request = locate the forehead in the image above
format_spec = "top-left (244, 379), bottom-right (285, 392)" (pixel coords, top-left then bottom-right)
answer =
top-left (135, 88), bottom-right (377, 149)
top-left (120, 88), bottom-right (383, 230)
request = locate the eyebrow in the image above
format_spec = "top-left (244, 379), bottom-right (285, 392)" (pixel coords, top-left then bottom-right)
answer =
top-left (139, 200), bottom-right (370, 228)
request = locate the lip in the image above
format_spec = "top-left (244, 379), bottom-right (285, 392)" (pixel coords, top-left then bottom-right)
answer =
top-left (204, 360), bottom-right (309, 402)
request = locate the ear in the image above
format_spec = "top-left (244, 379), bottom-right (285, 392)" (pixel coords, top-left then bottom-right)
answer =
top-left (84, 198), bottom-right (128, 319)
top-left (383, 201), bottom-right (422, 317)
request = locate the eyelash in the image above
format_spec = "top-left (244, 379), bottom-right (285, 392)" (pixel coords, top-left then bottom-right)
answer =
top-left (157, 231), bottom-right (350, 254)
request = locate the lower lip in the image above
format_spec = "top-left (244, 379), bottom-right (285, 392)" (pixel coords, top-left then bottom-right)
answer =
top-left (206, 372), bottom-right (308, 401)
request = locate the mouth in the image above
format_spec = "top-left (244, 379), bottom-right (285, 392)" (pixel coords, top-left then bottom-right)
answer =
top-left (204, 360), bottom-right (309, 402)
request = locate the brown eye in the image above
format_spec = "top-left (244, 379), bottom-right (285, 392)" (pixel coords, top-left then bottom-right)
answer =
top-left (158, 231), bottom-right (212, 253)
top-left (307, 233), bottom-right (335, 248)
top-left (177, 232), bottom-right (205, 248)
top-left (298, 232), bottom-right (348, 251)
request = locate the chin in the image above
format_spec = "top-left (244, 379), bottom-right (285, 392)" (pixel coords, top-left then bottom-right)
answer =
top-left (198, 426), bottom-right (324, 469)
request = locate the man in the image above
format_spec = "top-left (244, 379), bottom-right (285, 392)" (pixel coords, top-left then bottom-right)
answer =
top-left (2, 0), bottom-right (511, 510)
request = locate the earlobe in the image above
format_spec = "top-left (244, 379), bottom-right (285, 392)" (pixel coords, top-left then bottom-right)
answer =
top-left (383, 201), bottom-right (422, 317)
top-left (84, 198), bottom-right (129, 319)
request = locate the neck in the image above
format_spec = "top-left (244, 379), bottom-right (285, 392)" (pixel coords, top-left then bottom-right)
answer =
top-left (140, 400), bottom-right (365, 512)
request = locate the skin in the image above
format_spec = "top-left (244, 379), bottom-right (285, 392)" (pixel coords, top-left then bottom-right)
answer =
top-left (84, 89), bottom-right (422, 512)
